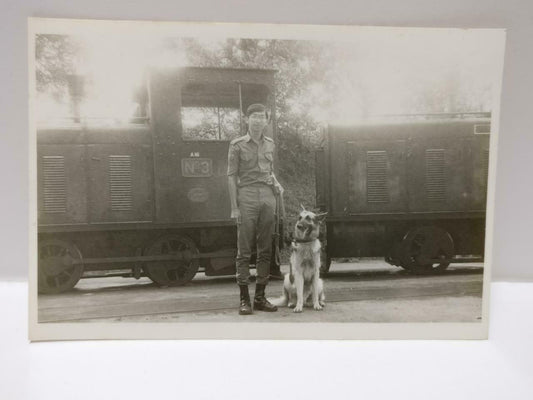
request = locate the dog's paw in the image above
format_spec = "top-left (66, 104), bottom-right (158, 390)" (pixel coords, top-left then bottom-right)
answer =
top-left (287, 302), bottom-right (296, 308)
top-left (313, 303), bottom-right (323, 311)
top-left (319, 301), bottom-right (326, 307)
top-left (293, 305), bottom-right (303, 313)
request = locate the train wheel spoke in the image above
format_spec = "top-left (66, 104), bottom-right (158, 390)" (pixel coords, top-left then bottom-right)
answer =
top-left (38, 239), bottom-right (84, 294)
top-left (400, 226), bottom-right (454, 274)
top-left (143, 234), bottom-right (199, 286)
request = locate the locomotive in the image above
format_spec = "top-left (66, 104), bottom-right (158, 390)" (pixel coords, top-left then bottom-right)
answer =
top-left (316, 114), bottom-right (490, 275)
top-left (37, 67), bottom-right (277, 293)
top-left (37, 66), bottom-right (491, 294)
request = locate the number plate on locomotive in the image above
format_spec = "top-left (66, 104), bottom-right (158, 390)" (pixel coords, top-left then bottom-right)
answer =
top-left (181, 158), bottom-right (213, 177)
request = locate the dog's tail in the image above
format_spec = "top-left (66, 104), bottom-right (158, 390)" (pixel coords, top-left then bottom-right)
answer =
top-left (268, 287), bottom-right (289, 307)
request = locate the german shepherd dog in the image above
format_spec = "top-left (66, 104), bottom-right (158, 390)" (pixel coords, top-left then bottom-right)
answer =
top-left (270, 206), bottom-right (326, 313)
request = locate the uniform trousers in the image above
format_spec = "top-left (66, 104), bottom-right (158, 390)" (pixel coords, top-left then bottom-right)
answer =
top-left (236, 183), bottom-right (276, 286)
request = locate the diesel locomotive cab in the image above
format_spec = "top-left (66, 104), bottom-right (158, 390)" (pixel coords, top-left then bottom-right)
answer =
top-left (37, 67), bottom-right (277, 293)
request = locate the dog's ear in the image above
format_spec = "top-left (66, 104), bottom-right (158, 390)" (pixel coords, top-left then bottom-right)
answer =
top-left (300, 204), bottom-right (306, 212)
top-left (316, 212), bottom-right (328, 223)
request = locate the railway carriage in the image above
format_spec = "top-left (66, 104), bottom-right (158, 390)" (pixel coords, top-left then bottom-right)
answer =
top-left (37, 67), bottom-right (278, 293)
top-left (316, 114), bottom-right (490, 274)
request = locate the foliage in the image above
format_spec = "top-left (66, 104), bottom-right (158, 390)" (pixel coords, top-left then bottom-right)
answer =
top-left (35, 35), bottom-right (82, 101)
top-left (178, 38), bottom-right (327, 219)
top-left (181, 107), bottom-right (241, 141)
top-left (407, 71), bottom-right (492, 113)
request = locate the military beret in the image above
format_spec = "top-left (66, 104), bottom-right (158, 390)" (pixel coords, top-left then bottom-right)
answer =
top-left (246, 103), bottom-right (268, 117)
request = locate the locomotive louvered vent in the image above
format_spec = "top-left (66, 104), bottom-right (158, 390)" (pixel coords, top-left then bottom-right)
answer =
top-left (42, 156), bottom-right (67, 213)
top-left (425, 149), bottom-right (446, 201)
top-left (109, 155), bottom-right (132, 211)
top-left (366, 150), bottom-right (389, 203)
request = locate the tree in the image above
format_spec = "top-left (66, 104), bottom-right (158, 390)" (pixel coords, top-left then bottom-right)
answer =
top-left (35, 34), bottom-right (82, 102)
top-left (176, 38), bottom-right (337, 216)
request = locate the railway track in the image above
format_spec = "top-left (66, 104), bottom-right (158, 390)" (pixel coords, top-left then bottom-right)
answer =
top-left (38, 267), bottom-right (483, 323)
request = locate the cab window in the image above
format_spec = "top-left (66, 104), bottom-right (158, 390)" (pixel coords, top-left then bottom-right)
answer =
top-left (181, 107), bottom-right (241, 141)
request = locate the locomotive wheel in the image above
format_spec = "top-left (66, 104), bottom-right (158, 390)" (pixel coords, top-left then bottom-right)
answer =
top-left (385, 240), bottom-right (404, 267)
top-left (400, 226), bottom-right (454, 274)
top-left (38, 239), bottom-right (84, 294)
top-left (143, 234), bottom-right (200, 286)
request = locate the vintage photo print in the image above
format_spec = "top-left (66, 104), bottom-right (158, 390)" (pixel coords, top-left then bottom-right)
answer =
top-left (28, 18), bottom-right (506, 340)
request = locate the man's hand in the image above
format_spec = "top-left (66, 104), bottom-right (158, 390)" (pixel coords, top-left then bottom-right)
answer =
top-left (271, 173), bottom-right (284, 196)
top-left (273, 183), bottom-right (284, 196)
top-left (231, 208), bottom-right (242, 225)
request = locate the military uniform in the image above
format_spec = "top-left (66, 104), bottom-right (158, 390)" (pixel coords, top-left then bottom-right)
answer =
top-left (227, 133), bottom-right (276, 286)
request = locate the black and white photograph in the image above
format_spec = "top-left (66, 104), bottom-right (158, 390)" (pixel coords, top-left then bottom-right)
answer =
top-left (28, 18), bottom-right (505, 340)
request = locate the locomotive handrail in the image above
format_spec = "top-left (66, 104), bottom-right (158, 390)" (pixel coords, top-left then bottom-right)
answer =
top-left (37, 116), bottom-right (150, 127)
top-left (73, 249), bottom-right (237, 265)
top-left (379, 111), bottom-right (491, 119)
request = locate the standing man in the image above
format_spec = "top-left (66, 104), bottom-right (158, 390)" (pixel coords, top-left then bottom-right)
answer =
top-left (228, 103), bottom-right (284, 315)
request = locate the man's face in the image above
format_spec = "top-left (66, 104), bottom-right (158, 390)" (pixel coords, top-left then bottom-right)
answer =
top-left (247, 111), bottom-right (268, 139)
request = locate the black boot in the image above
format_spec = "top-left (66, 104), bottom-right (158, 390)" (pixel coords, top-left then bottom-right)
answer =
top-left (239, 285), bottom-right (253, 315)
top-left (254, 283), bottom-right (278, 312)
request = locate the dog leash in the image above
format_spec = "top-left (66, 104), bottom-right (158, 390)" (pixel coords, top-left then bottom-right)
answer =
top-left (273, 196), bottom-right (281, 269)
top-left (270, 190), bottom-right (285, 279)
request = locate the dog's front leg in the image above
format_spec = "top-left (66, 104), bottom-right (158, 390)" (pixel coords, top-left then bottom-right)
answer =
top-left (312, 271), bottom-right (323, 311)
top-left (312, 248), bottom-right (323, 310)
top-left (293, 275), bottom-right (304, 313)
top-left (287, 285), bottom-right (296, 308)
